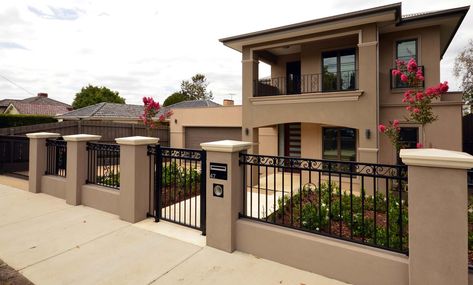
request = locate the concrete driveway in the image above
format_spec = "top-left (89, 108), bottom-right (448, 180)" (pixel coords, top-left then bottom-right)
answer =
top-left (0, 182), bottom-right (347, 285)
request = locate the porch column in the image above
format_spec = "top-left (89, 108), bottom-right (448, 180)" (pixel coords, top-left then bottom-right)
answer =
top-left (116, 136), bottom-right (159, 223)
top-left (63, 134), bottom-right (101, 205)
top-left (400, 148), bottom-right (473, 285)
top-left (357, 24), bottom-right (379, 164)
top-left (201, 140), bottom-right (252, 252)
top-left (26, 132), bottom-right (61, 193)
top-left (241, 49), bottom-right (259, 155)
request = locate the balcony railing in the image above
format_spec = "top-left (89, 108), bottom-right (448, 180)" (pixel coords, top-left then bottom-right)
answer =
top-left (254, 70), bottom-right (358, 97)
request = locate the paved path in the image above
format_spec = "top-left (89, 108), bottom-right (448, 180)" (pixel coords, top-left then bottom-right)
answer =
top-left (0, 183), bottom-right (348, 285)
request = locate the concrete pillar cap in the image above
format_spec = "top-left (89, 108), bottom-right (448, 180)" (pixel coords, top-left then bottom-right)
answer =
top-left (400, 148), bottom-right (473, 169)
top-left (63, 134), bottom-right (101, 142)
top-left (115, 136), bottom-right (159, 145)
top-left (26, 132), bottom-right (60, 139)
top-left (200, 140), bottom-right (253, 153)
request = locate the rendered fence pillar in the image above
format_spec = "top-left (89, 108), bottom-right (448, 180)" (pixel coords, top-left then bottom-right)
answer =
top-left (400, 148), bottom-right (473, 285)
top-left (116, 136), bottom-right (159, 223)
top-left (63, 134), bottom-right (101, 205)
top-left (201, 140), bottom-right (252, 252)
top-left (26, 132), bottom-right (61, 193)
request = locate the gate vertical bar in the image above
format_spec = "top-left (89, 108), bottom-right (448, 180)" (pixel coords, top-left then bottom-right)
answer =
top-left (155, 144), bottom-right (162, 222)
top-left (200, 150), bottom-right (207, 235)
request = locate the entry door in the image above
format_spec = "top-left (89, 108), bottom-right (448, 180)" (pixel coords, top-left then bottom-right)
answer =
top-left (286, 61), bottom-right (301, 94)
top-left (284, 123), bottom-right (301, 157)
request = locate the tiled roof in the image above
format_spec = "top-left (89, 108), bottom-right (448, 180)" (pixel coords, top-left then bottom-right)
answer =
top-left (9, 102), bottom-right (71, 116)
top-left (58, 100), bottom-right (222, 120)
top-left (0, 99), bottom-right (18, 107)
top-left (21, 96), bottom-right (72, 108)
top-left (157, 100), bottom-right (221, 116)
top-left (58, 102), bottom-right (143, 119)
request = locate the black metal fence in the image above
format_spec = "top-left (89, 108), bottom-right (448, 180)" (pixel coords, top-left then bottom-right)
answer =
top-left (148, 145), bottom-right (206, 233)
top-left (0, 135), bottom-right (29, 178)
top-left (45, 139), bottom-right (67, 177)
top-left (254, 70), bottom-right (358, 96)
top-left (86, 142), bottom-right (120, 189)
top-left (240, 153), bottom-right (409, 254)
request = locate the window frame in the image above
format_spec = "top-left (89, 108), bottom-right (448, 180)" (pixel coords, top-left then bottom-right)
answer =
top-left (322, 127), bottom-right (357, 162)
top-left (321, 48), bottom-right (357, 92)
top-left (393, 39), bottom-right (418, 89)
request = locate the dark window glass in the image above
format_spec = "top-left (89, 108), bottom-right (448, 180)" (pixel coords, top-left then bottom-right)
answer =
top-left (322, 49), bottom-right (356, 92)
top-left (396, 40), bottom-right (417, 62)
top-left (399, 127), bottom-right (418, 149)
top-left (394, 40), bottom-right (417, 88)
top-left (323, 128), bottom-right (356, 161)
top-left (397, 127), bottom-right (419, 164)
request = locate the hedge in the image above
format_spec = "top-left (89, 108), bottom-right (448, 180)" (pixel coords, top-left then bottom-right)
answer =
top-left (0, 114), bottom-right (57, 128)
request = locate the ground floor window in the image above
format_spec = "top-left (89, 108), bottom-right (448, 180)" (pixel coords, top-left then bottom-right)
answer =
top-left (322, 127), bottom-right (356, 161)
top-left (397, 127), bottom-right (419, 164)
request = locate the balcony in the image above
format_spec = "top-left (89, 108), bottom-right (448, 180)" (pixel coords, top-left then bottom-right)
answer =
top-left (253, 70), bottom-right (358, 97)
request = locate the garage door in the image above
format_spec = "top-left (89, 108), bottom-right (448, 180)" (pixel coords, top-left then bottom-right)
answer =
top-left (185, 127), bottom-right (242, 149)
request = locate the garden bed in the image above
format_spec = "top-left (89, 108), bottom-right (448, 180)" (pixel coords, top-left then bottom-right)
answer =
top-left (267, 183), bottom-right (409, 252)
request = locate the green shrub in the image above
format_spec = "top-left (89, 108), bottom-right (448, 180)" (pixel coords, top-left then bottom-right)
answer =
top-left (273, 181), bottom-right (409, 250)
top-left (97, 173), bottom-right (120, 187)
top-left (0, 114), bottom-right (57, 128)
top-left (162, 162), bottom-right (200, 188)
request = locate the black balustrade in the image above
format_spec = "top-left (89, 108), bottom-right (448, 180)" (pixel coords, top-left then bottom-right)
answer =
top-left (240, 153), bottom-right (408, 254)
top-left (86, 142), bottom-right (120, 189)
top-left (45, 139), bottom-right (67, 177)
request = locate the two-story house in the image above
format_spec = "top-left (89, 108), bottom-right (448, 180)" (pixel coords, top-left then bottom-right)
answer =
top-left (220, 3), bottom-right (468, 165)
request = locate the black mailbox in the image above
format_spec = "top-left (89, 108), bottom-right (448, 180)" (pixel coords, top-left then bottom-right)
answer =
top-left (209, 163), bottom-right (227, 180)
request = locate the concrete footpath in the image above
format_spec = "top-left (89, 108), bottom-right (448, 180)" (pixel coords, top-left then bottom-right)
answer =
top-left (0, 182), bottom-right (347, 285)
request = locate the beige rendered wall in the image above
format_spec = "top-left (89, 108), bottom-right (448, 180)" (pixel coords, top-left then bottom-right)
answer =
top-left (41, 175), bottom-right (66, 199)
top-left (379, 26), bottom-right (440, 105)
top-left (170, 106), bottom-right (242, 148)
top-left (81, 184), bottom-right (120, 216)
top-left (379, 102), bottom-right (463, 164)
top-left (169, 105), bottom-right (276, 153)
top-left (236, 219), bottom-right (408, 285)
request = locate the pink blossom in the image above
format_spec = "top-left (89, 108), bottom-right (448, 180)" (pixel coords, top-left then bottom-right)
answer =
top-left (406, 106), bottom-right (412, 111)
top-left (400, 74), bottom-right (408, 83)
top-left (393, 119), bottom-right (399, 128)
top-left (409, 98), bottom-right (415, 104)
top-left (378, 124), bottom-right (387, 133)
top-left (413, 108), bottom-right (420, 114)
top-left (415, 92), bottom-right (423, 101)
top-left (391, 69), bottom-right (401, 77)
top-left (438, 81), bottom-right (449, 93)
top-left (416, 143), bottom-right (423, 148)
top-left (407, 58), bottom-right (418, 73)
top-left (416, 74), bottom-right (424, 81)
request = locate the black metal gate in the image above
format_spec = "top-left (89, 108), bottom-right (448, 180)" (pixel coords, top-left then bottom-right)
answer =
top-left (148, 145), bottom-right (206, 234)
top-left (0, 135), bottom-right (29, 179)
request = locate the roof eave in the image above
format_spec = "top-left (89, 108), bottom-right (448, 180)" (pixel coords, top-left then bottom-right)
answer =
top-left (397, 6), bottom-right (470, 59)
top-left (219, 2), bottom-right (402, 51)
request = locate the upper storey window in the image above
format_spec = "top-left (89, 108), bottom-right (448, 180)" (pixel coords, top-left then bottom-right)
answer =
top-left (396, 39), bottom-right (417, 62)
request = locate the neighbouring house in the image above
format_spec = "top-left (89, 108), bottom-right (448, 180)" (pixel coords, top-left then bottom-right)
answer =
top-left (219, 3), bottom-right (468, 165)
top-left (0, 93), bottom-right (72, 116)
top-left (57, 100), bottom-right (221, 124)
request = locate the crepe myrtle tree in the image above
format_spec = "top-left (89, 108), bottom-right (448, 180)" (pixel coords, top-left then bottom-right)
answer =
top-left (140, 97), bottom-right (172, 129)
top-left (379, 58), bottom-right (449, 151)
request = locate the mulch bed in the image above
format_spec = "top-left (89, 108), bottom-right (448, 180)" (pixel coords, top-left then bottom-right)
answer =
top-left (0, 259), bottom-right (34, 285)
top-left (160, 185), bottom-right (200, 208)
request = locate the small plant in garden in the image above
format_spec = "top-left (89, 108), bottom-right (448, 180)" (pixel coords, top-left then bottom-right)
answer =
top-left (271, 182), bottom-right (408, 250)
top-left (380, 58), bottom-right (449, 149)
top-left (140, 97), bottom-right (172, 128)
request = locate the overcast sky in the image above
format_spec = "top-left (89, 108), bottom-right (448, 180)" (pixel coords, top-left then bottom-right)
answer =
top-left (0, 0), bottom-right (472, 106)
